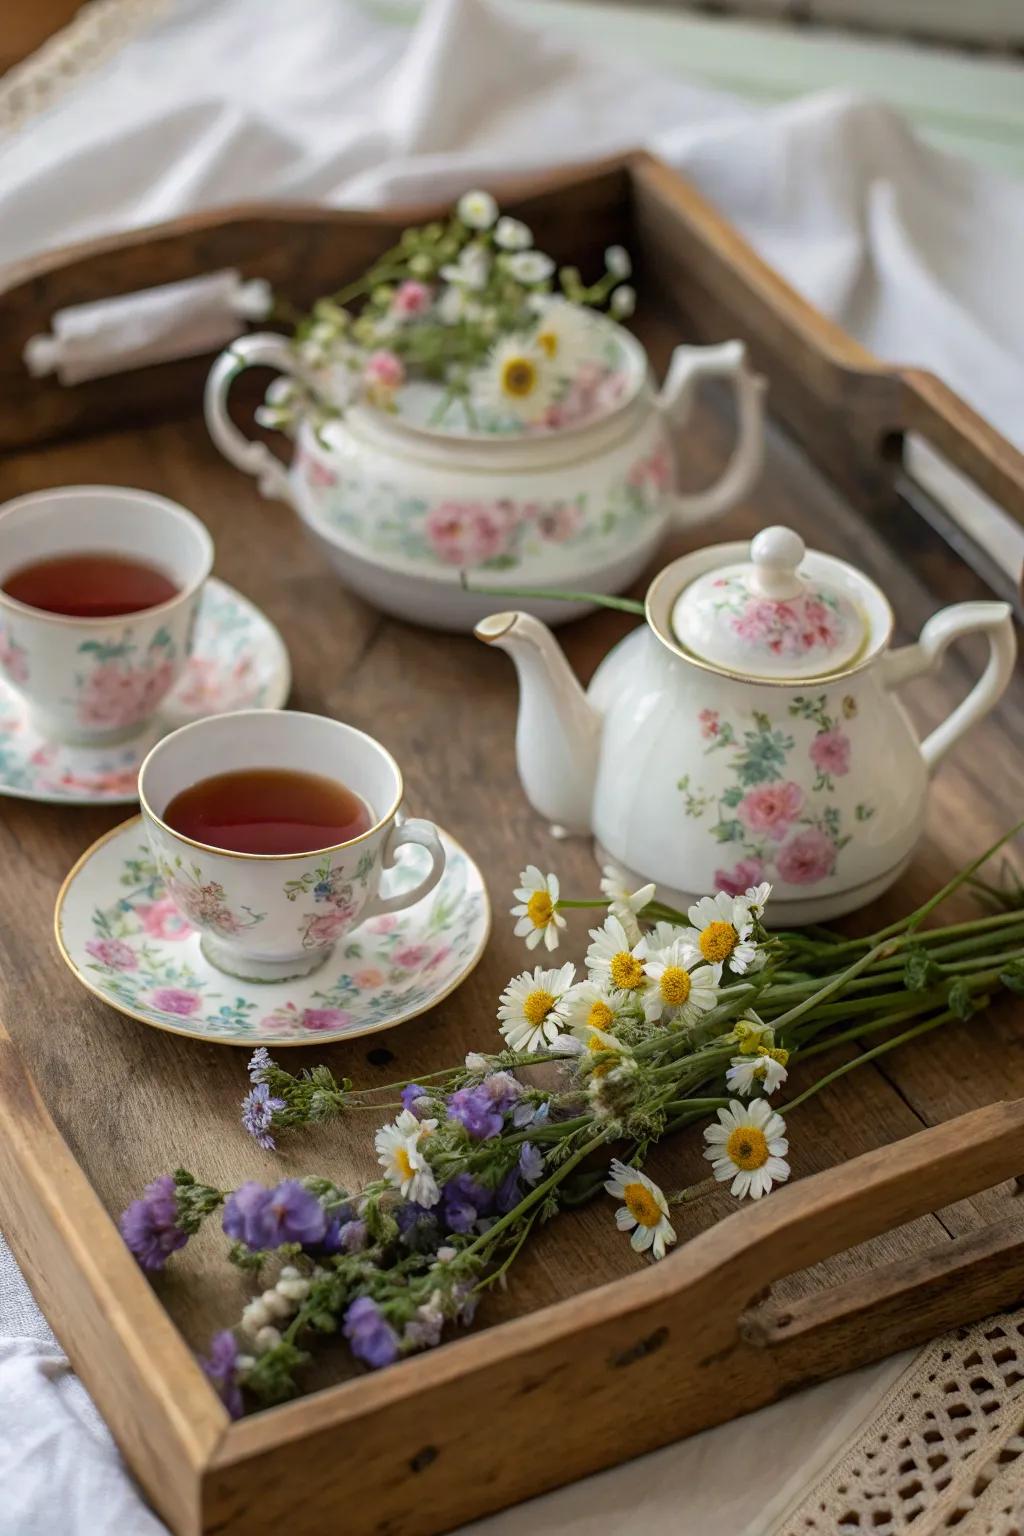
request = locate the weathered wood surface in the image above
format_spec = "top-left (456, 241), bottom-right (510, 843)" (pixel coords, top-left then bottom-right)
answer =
top-left (0, 180), bottom-right (1022, 1534)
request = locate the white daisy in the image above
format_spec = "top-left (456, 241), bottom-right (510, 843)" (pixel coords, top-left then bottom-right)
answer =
top-left (511, 865), bottom-right (566, 952)
top-left (743, 881), bottom-right (773, 920)
top-left (457, 189), bottom-right (498, 229)
top-left (598, 864), bottom-right (657, 946)
top-left (440, 244), bottom-right (490, 291)
top-left (375, 1109), bottom-right (440, 1207)
top-left (585, 914), bottom-right (648, 996)
top-left (610, 285), bottom-right (636, 319)
top-left (703, 1099), bottom-right (790, 1200)
top-left (635, 919), bottom-right (694, 959)
top-left (474, 336), bottom-right (555, 423)
top-left (604, 245), bottom-right (632, 279)
top-left (604, 1159), bottom-right (676, 1261)
top-left (494, 216), bottom-right (533, 251)
top-left (556, 978), bottom-right (620, 1037)
top-left (498, 962), bottom-right (576, 1053)
top-left (642, 941), bottom-right (722, 1026)
top-left (531, 299), bottom-right (595, 377)
top-left (504, 250), bottom-right (555, 284)
top-left (688, 892), bottom-right (764, 974)
top-left (725, 1049), bottom-right (789, 1098)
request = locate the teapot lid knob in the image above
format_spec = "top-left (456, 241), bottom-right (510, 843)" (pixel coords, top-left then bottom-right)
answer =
top-left (750, 526), bottom-right (805, 599)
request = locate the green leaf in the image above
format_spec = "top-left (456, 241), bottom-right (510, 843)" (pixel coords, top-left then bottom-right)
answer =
top-left (903, 946), bottom-right (942, 991)
top-left (710, 818), bottom-right (744, 844)
top-left (999, 961), bottom-right (1024, 995)
top-left (947, 978), bottom-right (976, 1020)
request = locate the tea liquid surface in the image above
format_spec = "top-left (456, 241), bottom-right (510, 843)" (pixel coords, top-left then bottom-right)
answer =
top-left (163, 767), bottom-right (373, 855)
top-left (2, 551), bottom-right (179, 618)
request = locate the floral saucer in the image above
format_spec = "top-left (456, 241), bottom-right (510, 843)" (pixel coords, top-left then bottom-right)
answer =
top-left (0, 579), bottom-right (290, 805)
top-left (55, 817), bottom-right (490, 1046)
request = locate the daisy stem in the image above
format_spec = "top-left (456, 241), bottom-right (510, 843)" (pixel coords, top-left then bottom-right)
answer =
top-left (763, 941), bottom-right (899, 1033)
top-left (779, 1008), bottom-right (962, 1114)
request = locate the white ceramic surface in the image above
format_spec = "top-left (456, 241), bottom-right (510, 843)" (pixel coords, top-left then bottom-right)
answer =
top-left (204, 327), bottom-right (766, 631)
top-left (138, 710), bottom-right (446, 981)
top-left (0, 485), bottom-right (213, 743)
top-left (0, 578), bottom-right (290, 805)
top-left (55, 815), bottom-right (488, 1047)
top-left (476, 533), bottom-right (1017, 923)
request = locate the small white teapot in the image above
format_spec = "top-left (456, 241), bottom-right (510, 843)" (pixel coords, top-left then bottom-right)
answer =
top-left (477, 526), bottom-right (1017, 923)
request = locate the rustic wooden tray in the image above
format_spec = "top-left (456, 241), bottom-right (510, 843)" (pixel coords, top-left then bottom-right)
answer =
top-left (1, 153), bottom-right (1023, 1536)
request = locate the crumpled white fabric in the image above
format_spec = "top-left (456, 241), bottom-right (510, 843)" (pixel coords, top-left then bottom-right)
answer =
top-left (0, 0), bottom-right (1020, 1529)
top-left (1, 0), bottom-right (1022, 448)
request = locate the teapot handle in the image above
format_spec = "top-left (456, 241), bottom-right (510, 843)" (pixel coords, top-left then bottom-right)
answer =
top-left (657, 340), bottom-right (767, 524)
top-left (204, 332), bottom-right (301, 502)
top-left (880, 601), bottom-right (1017, 774)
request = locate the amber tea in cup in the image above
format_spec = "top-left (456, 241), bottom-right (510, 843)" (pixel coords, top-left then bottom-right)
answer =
top-left (163, 766), bottom-right (374, 855)
top-left (2, 551), bottom-right (180, 618)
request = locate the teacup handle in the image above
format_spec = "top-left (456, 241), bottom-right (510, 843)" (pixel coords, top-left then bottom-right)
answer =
top-left (880, 600), bottom-right (1017, 773)
top-left (362, 819), bottom-right (447, 919)
top-left (657, 340), bottom-right (767, 524)
top-left (204, 332), bottom-right (302, 502)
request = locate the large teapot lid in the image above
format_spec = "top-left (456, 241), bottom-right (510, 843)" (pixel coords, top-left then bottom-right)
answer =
top-left (670, 526), bottom-right (869, 681)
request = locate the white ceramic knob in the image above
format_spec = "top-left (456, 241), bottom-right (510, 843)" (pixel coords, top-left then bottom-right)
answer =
top-left (750, 526), bottom-right (806, 599)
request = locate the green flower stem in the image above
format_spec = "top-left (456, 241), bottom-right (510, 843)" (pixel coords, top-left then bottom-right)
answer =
top-left (473, 1209), bottom-right (540, 1293)
top-left (459, 1133), bottom-right (609, 1261)
top-left (764, 942), bottom-right (897, 1033)
top-left (792, 999), bottom-right (948, 1058)
top-left (780, 1009), bottom-right (961, 1114)
top-left (458, 579), bottom-right (646, 615)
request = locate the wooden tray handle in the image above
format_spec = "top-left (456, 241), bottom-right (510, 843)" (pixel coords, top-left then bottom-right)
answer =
top-left (679, 1099), bottom-right (1024, 1325)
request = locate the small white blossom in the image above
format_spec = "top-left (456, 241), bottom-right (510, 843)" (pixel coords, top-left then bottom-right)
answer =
top-left (599, 864), bottom-right (656, 945)
top-left (375, 1109), bottom-right (440, 1207)
top-left (254, 1325), bottom-right (282, 1353)
top-left (604, 1159), bottom-right (675, 1260)
top-left (725, 1049), bottom-right (789, 1097)
top-left (494, 216), bottom-right (533, 250)
top-left (440, 243), bottom-right (490, 291)
top-left (457, 189), bottom-right (499, 229)
top-left (465, 1051), bottom-right (490, 1073)
top-left (688, 893), bottom-right (764, 974)
top-left (504, 251), bottom-right (556, 284)
top-left (703, 1100), bottom-right (790, 1200)
top-left (511, 865), bottom-right (566, 951)
top-left (610, 284), bottom-right (636, 319)
top-left (605, 245), bottom-right (632, 278)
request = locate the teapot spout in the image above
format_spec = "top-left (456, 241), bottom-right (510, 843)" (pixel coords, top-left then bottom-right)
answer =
top-left (475, 611), bottom-right (601, 836)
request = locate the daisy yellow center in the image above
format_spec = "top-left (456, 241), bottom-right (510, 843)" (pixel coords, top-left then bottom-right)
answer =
top-left (394, 1145), bottom-right (415, 1179)
top-left (587, 1031), bottom-right (614, 1055)
top-left (726, 1125), bottom-right (769, 1171)
top-left (536, 330), bottom-right (558, 358)
top-left (522, 988), bottom-right (555, 1027)
top-left (659, 966), bottom-right (692, 1007)
top-left (610, 951), bottom-right (645, 991)
top-left (501, 357), bottom-right (538, 398)
top-left (587, 999), bottom-right (614, 1031)
top-left (526, 890), bottom-right (554, 929)
top-left (700, 921), bottom-right (738, 965)
top-left (623, 1182), bottom-right (662, 1229)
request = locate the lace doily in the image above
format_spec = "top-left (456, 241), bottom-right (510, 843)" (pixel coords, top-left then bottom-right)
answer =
top-left (0, 0), bottom-right (171, 137)
top-left (779, 1309), bottom-right (1024, 1535)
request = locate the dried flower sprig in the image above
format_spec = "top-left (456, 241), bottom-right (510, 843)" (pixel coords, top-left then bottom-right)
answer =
top-left (121, 830), bottom-right (1024, 1417)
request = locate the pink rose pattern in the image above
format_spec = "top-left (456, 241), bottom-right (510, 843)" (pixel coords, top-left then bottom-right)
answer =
top-left (0, 627), bottom-right (29, 687)
top-left (306, 432), bottom-right (667, 573)
top-left (710, 576), bottom-right (847, 665)
top-left (73, 629), bottom-right (178, 732)
top-left (284, 853), bottom-right (378, 951)
top-left (694, 692), bottom-right (874, 892)
top-left (86, 937), bottom-right (137, 970)
top-left (161, 864), bottom-right (264, 939)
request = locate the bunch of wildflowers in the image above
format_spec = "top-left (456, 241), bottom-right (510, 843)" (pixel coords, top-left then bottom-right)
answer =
top-left (121, 829), bottom-right (1024, 1415)
top-left (258, 190), bottom-right (637, 435)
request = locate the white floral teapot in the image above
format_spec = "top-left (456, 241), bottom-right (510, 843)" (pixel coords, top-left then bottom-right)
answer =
top-left (476, 525), bottom-right (1017, 923)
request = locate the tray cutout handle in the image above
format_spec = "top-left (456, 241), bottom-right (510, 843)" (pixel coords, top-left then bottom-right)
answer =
top-left (204, 332), bottom-right (302, 502)
top-left (657, 340), bottom-right (767, 525)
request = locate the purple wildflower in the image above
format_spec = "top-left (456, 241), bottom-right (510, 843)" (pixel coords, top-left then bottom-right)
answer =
top-left (343, 1296), bottom-right (400, 1369)
top-left (447, 1072), bottom-right (520, 1141)
top-left (119, 1174), bottom-right (188, 1271)
top-left (241, 1082), bottom-right (286, 1150)
top-left (513, 1099), bottom-right (550, 1129)
top-left (400, 1084), bottom-right (433, 1118)
top-left (404, 1303), bottom-right (445, 1350)
top-left (338, 1218), bottom-right (369, 1253)
top-left (519, 1143), bottom-right (545, 1186)
top-left (311, 1202), bottom-right (356, 1255)
top-left (222, 1180), bottom-right (327, 1251)
top-left (495, 1144), bottom-right (546, 1215)
top-left (247, 1047), bottom-right (274, 1084)
top-left (199, 1330), bottom-right (243, 1419)
top-left (395, 1201), bottom-right (440, 1253)
top-left (440, 1173), bottom-right (493, 1235)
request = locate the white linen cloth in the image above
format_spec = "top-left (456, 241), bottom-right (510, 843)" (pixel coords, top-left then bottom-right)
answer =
top-left (0, 1), bottom-right (1021, 1530)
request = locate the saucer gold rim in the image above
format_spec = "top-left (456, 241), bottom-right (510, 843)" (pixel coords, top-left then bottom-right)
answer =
top-left (54, 815), bottom-right (492, 1048)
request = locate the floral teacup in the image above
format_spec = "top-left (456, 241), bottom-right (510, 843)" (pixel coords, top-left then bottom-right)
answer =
top-left (0, 486), bottom-right (213, 744)
top-left (138, 709), bottom-right (446, 981)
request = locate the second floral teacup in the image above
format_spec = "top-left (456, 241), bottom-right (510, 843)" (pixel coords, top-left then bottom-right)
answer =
top-left (138, 710), bottom-right (446, 981)
top-left (0, 485), bottom-right (213, 744)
